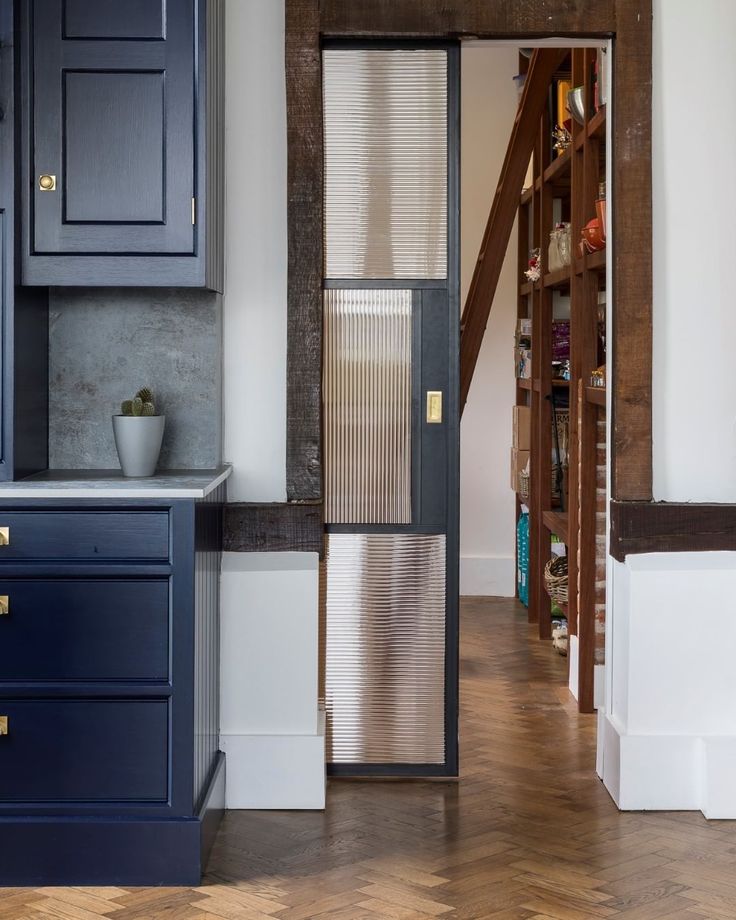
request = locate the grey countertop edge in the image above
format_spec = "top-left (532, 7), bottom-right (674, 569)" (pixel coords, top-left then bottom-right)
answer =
top-left (0, 465), bottom-right (233, 499)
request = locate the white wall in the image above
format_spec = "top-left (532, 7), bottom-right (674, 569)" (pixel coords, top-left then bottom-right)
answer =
top-left (223, 0), bottom-right (287, 504)
top-left (597, 0), bottom-right (736, 817)
top-left (652, 0), bottom-right (736, 501)
top-left (220, 0), bottom-right (323, 809)
top-left (218, 1), bottom-right (736, 816)
top-left (459, 46), bottom-right (520, 597)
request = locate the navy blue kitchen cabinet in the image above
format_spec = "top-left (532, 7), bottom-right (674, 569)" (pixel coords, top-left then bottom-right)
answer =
top-left (0, 485), bottom-right (227, 886)
top-left (21, 0), bottom-right (224, 289)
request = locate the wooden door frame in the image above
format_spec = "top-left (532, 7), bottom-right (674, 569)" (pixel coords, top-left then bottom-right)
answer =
top-left (285, 0), bottom-right (652, 507)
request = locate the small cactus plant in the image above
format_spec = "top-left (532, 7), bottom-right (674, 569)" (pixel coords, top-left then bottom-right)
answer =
top-left (120, 387), bottom-right (158, 418)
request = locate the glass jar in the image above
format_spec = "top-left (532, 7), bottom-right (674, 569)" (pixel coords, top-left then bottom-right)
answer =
top-left (548, 223), bottom-right (572, 272)
top-left (557, 222), bottom-right (572, 267)
top-left (548, 230), bottom-right (562, 272)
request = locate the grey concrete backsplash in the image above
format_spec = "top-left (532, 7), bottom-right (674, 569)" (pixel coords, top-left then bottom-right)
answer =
top-left (49, 288), bottom-right (223, 470)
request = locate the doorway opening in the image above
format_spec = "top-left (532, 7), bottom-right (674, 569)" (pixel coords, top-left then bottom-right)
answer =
top-left (459, 41), bottom-right (612, 719)
top-left (317, 37), bottom-right (613, 778)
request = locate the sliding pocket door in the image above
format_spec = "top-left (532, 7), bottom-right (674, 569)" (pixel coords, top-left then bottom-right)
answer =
top-left (322, 46), bottom-right (459, 776)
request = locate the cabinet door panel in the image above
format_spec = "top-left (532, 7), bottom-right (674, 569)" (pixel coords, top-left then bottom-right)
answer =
top-left (63, 0), bottom-right (165, 40)
top-left (31, 0), bottom-right (194, 255)
top-left (65, 71), bottom-right (165, 223)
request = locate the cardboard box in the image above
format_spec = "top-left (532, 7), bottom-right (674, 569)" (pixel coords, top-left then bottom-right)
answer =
top-left (510, 448), bottom-right (530, 492)
top-left (513, 405), bottom-right (531, 450)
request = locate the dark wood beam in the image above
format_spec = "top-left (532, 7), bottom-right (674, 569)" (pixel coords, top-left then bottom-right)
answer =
top-left (460, 48), bottom-right (567, 413)
top-left (285, 0), bottom-right (323, 502)
top-left (320, 1), bottom-right (616, 37)
top-left (611, 0), bottom-right (653, 501)
top-left (610, 502), bottom-right (736, 562)
top-left (224, 503), bottom-right (324, 556)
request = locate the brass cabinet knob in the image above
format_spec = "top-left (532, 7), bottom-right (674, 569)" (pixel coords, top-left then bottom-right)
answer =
top-left (0, 717), bottom-right (7, 736)
top-left (0, 527), bottom-right (9, 546)
top-left (0, 596), bottom-right (8, 616)
top-left (39, 174), bottom-right (56, 191)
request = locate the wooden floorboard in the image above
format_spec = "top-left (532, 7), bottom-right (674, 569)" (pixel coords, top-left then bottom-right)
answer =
top-left (12, 597), bottom-right (736, 918)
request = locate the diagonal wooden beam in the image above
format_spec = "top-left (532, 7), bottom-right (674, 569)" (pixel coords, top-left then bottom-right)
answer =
top-left (459, 48), bottom-right (567, 414)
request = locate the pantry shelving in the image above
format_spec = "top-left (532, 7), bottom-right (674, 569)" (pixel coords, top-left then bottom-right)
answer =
top-left (514, 47), bottom-right (608, 713)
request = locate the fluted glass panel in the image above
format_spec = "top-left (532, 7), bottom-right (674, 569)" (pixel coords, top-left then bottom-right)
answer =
top-left (323, 533), bottom-right (446, 764)
top-left (324, 289), bottom-right (412, 524)
top-left (323, 48), bottom-right (448, 279)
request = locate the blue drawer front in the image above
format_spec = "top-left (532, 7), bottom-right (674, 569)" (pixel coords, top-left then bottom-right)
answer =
top-left (0, 512), bottom-right (170, 562)
top-left (0, 700), bottom-right (168, 803)
top-left (0, 580), bottom-right (169, 682)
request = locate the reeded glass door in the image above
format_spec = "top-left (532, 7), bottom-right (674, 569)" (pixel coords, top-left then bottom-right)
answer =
top-left (322, 45), bottom-right (459, 776)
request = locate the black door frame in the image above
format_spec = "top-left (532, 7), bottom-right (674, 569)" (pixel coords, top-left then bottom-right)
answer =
top-left (320, 41), bottom-right (460, 777)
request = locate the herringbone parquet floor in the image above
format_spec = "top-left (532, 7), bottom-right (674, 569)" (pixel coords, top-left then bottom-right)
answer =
top-left (8, 597), bottom-right (736, 919)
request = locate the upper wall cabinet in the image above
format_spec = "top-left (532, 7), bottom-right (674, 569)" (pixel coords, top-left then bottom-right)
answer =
top-left (21, 0), bottom-right (224, 291)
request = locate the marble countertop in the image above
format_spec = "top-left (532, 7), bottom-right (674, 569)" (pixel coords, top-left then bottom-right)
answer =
top-left (0, 466), bottom-right (232, 499)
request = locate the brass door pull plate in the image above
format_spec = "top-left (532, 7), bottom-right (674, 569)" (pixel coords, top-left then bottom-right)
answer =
top-left (0, 527), bottom-right (9, 546)
top-left (0, 596), bottom-right (8, 616)
top-left (0, 717), bottom-right (8, 736)
top-left (426, 391), bottom-right (443, 424)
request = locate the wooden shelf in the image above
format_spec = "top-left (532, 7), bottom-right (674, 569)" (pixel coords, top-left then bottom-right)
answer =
top-left (575, 248), bottom-right (606, 275)
top-left (574, 105), bottom-right (607, 150)
top-left (520, 186), bottom-right (534, 206)
top-left (585, 386), bottom-right (606, 406)
top-left (517, 377), bottom-right (532, 390)
top-left (543, 510), bottom-right (569, 544)
top-left (543, 266), bottom-right (571, 290)
top-left (588, 105), bottom-right (606, 140)
top-left (520, 281), bottom-right (535, 296)
top-left (543, 146), bottom-right (571, 187)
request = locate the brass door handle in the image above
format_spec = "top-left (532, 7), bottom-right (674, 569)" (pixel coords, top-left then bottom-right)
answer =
top-left (426, 391), bottom-right (443, 424)
top-left (0, 527), bottom-right (9, 546)
top-left (0, 596), bottom-right (8, 616)
top-left (39, 174), bottom-right (56, 191)
top-left (0, 717), bottom-right (7, 736)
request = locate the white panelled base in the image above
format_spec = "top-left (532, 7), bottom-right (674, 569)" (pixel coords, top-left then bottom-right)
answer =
top-left (221, 712), bottom-right (326, 810)
top-left (599, 552), bottom-right (736, 818)
top-left (220, 552), bottom-right (325, 810)
top-left (460, 554), bottom-right (515, 597)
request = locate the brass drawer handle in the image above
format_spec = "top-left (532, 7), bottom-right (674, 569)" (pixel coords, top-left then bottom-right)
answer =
top-left (0, 596), bottom-right (8, 615)
top-left (0, 527), bottom-right (9, 546)
top-left (0, 717), bottom-right (7, 736)
top-left (39, 174), bottom-right (56, 191)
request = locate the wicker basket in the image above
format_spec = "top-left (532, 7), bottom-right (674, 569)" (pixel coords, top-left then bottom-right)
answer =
top-left (544, 554), bottom-right (569, 606)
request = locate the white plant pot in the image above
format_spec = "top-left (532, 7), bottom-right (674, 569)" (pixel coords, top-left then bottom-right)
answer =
top-left (112, 415), bottom-right (165, 478)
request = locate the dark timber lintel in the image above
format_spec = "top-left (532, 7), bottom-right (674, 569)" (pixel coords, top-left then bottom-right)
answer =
top-left (224, 502), bottom-right (324, 556)
top-left (610, 501), bottom-right (736, 562)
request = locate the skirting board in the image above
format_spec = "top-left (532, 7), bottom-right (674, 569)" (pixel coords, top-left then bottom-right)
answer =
top-left (460, 554), bottom-right (515, 597)
top-left (221, 712), bottom-right (326, 810)
top-left (599, 711), bottom-right (736, 818)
